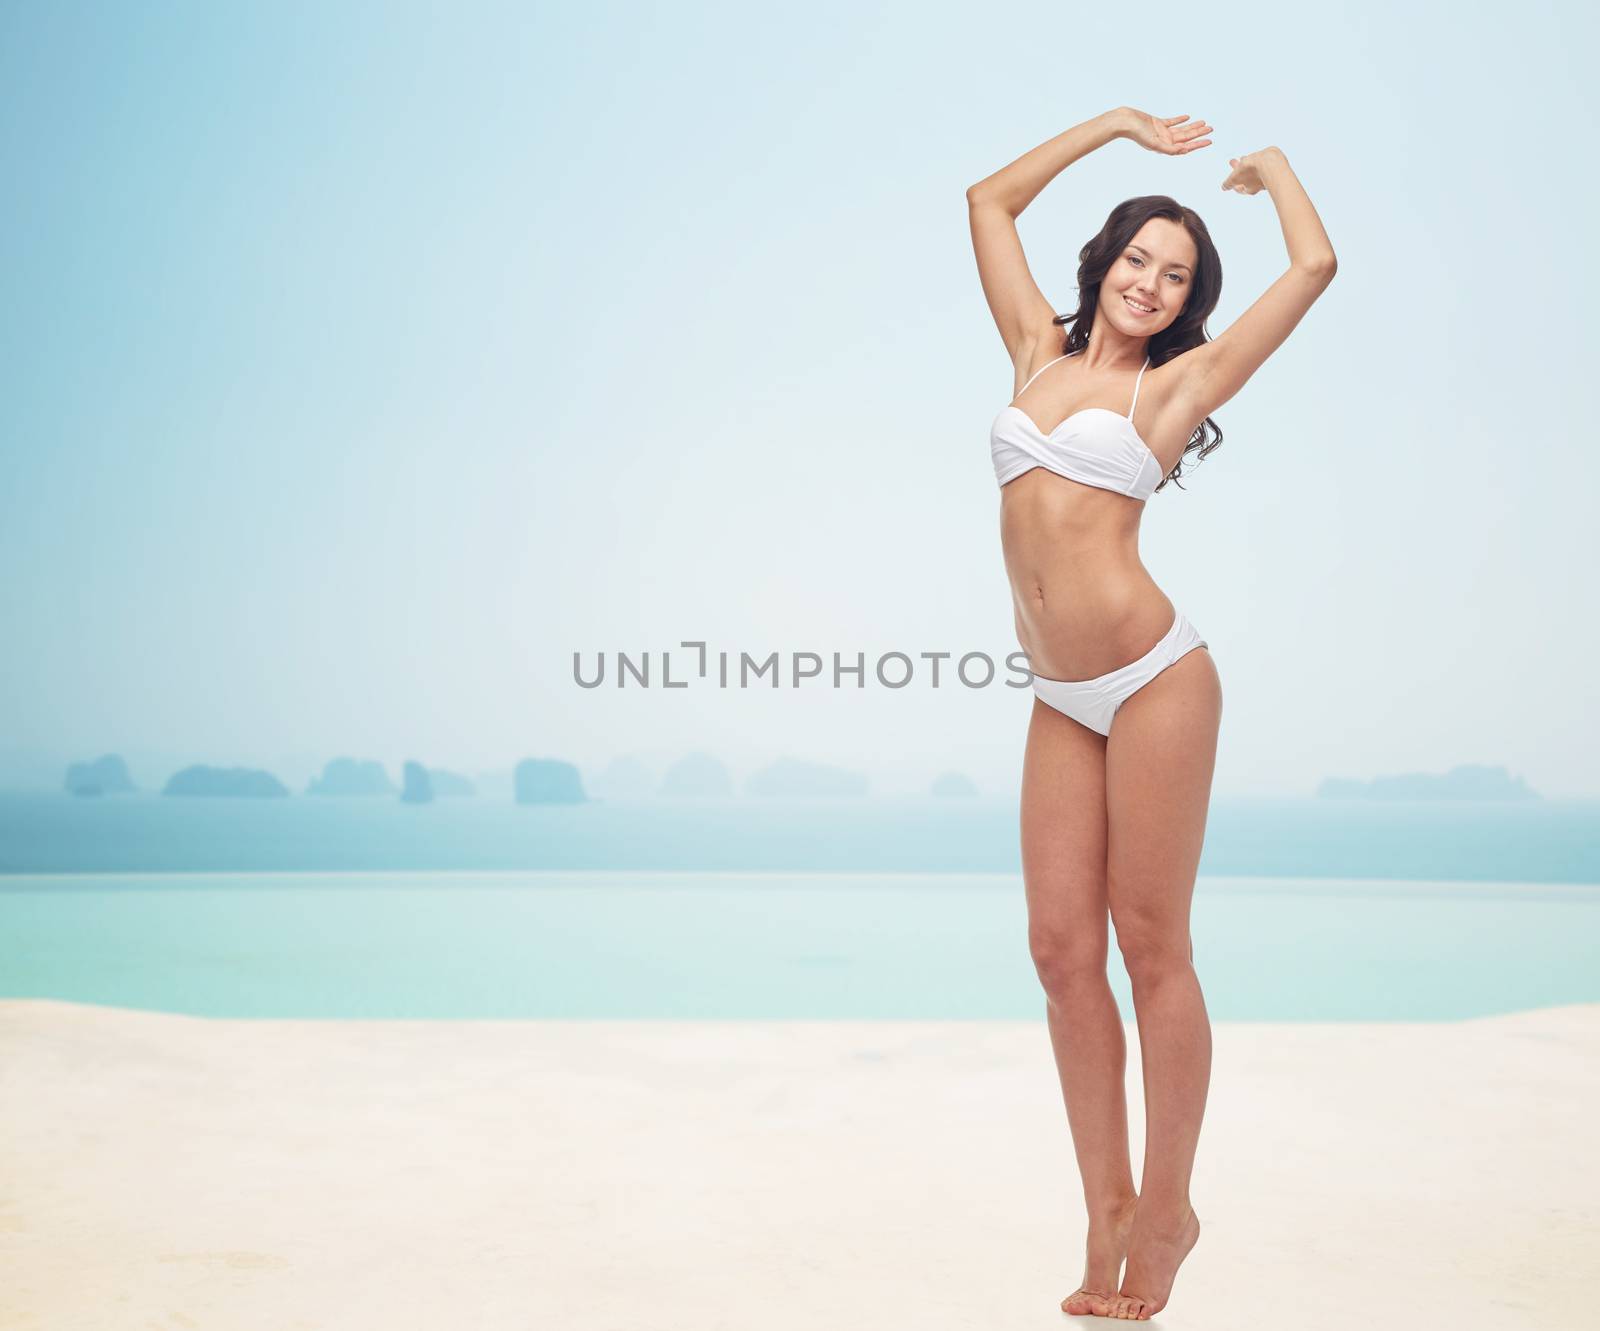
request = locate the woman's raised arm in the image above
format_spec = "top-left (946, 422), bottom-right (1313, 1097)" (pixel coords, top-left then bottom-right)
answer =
top-left (967, 108), bottom-right (1131, 217)
top-left (1174, 148), bottom-right (1338, 421)
top-left (1222, 147), bottom-right (1337, 271)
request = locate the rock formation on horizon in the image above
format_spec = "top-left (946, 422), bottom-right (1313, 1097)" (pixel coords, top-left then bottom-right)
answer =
top-left (514, 758), bottom-right (587, 804)
top-left (1316, 763), bottom-right (1539, 801)
top-left (427, 768), bottom-right (476, 797)
top-left (162, 765), bottom-right (289, 798)
top-left (307, 758), bottom-right (397, 797)
top-left (64, 754), bottom-right (136, 797)
top-left (401, 761), bottom-right (434, 804)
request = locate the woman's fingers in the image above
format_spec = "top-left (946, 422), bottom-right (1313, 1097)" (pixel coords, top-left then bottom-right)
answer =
top-left (1141, 113), bottom-right (1215, 154)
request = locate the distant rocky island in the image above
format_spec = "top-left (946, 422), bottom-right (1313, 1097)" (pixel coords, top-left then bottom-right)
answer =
top-left (395, 763), bottom-right (475, 802)
top-left (307, 758), bottom-right (396, 797)
top-left (64, 754), bottom-right (136, 797)
top-left (1317, 764), bottom-right (1538, 801)
top-left (49, 752), bottom-right (575, 801)
top-left (296, 758), bottom-right (476, 800)
top-left (515, 758), bottom-right (587, 804)
top-left (163, 765), bottom-right (289, 798)
top-left (401, 761), bottom-right (433, 804)
top-left (427, 768), bottom-right (476, 797)
top-left (47, 747), bottom-right (985, 804)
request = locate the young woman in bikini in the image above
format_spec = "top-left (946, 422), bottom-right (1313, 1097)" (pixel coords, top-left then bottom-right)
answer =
top-left (967, 107), bottom-right (1337, 1320)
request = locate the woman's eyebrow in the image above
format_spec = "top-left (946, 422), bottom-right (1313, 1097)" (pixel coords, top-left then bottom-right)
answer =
top-left (1129, 244), bottom-right (1192, 274)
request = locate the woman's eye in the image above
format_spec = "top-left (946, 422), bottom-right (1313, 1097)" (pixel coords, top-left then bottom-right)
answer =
top-left (1131, 254), bottom-right (1183, 283)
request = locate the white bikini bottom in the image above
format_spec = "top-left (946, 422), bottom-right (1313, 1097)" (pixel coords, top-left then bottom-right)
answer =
top-left (1029, 613), bottom-right (1208, 737)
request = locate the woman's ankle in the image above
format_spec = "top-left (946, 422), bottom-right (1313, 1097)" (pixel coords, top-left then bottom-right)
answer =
top-left (1087, 1191), bottom-right (1139, 1223)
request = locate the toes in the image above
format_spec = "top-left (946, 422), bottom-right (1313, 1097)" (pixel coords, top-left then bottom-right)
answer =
top-left (1062, 1288), bottom-right (1119, 1317)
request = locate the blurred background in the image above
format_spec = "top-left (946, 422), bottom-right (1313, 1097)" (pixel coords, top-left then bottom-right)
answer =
top-left (2, 0), bottom-right (1596, 1020)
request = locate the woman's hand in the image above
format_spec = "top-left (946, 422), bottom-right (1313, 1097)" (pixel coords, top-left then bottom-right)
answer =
top-left (1221, 148), bottom-right (1284, 195)
top-left (1118, 108), bottom-right (1213, 156)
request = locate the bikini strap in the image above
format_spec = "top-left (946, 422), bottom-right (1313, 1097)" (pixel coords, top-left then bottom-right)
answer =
top-left (1127, 356), bottom-right (1150, 419)
top-left (1015, 353), bottom-right (1071, 398)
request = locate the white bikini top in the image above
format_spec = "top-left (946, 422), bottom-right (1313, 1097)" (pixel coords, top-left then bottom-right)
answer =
top-left (990, 349), bottom-right (1164, 500)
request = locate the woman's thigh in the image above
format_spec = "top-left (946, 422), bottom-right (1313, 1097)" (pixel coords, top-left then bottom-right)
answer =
top-left (1103, 648), bottom-right (1223, 958)
top-left (1021, 696), bottom-right (1112, 967)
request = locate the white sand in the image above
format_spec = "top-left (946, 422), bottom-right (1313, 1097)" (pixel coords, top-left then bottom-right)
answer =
top-left (1, 1000), bottom-right (1595, 1330)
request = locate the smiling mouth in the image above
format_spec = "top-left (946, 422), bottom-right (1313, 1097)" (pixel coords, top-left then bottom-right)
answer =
top-left (1124, 295), bottom-right (1156, 315)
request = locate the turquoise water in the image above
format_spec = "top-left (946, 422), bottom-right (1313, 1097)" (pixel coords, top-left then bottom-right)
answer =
top-left (3, 871), bottom-right (1597, 1021)
top-left (2, 794), bottom-right (1598, 883)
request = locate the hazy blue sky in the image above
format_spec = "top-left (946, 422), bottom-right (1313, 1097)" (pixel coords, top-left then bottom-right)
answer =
top-left (3, 0), bottom-right (1596, 798)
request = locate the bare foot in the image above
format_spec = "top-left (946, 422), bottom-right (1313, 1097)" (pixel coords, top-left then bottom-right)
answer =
top-left (1112, 1205), bottom-right (1200, 1319)
top-left (1060, 1196), bottom-right (1139, 1318)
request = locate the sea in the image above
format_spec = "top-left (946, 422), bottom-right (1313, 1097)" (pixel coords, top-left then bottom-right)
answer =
top-left (2, 794), bottom-right (1597, 1022)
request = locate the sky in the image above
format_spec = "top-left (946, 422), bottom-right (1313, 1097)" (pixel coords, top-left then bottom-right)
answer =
top-left (2, 0), bottom-right (1597, 799)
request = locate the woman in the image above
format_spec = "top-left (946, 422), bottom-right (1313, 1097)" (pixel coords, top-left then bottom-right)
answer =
top-left (966, 108), bottom-right (1336, 1320)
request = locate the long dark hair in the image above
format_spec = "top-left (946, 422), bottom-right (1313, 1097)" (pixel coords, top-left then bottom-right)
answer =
top-left (1052, 196), bottom-right (1223, 491)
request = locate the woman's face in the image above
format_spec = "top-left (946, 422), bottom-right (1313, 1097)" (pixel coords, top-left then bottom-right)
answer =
top-left (1101, 218), bottom-right (1197, 336)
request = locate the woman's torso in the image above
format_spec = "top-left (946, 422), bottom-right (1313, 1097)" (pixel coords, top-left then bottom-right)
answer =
top-left (995, 344), bottom-right (1196, 681)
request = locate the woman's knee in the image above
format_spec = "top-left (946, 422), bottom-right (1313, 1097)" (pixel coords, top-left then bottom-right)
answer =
top-left (1028, 927), bottom-right (1110, 1001)
top-left (1111, 914), bottom-right (1194, 983)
